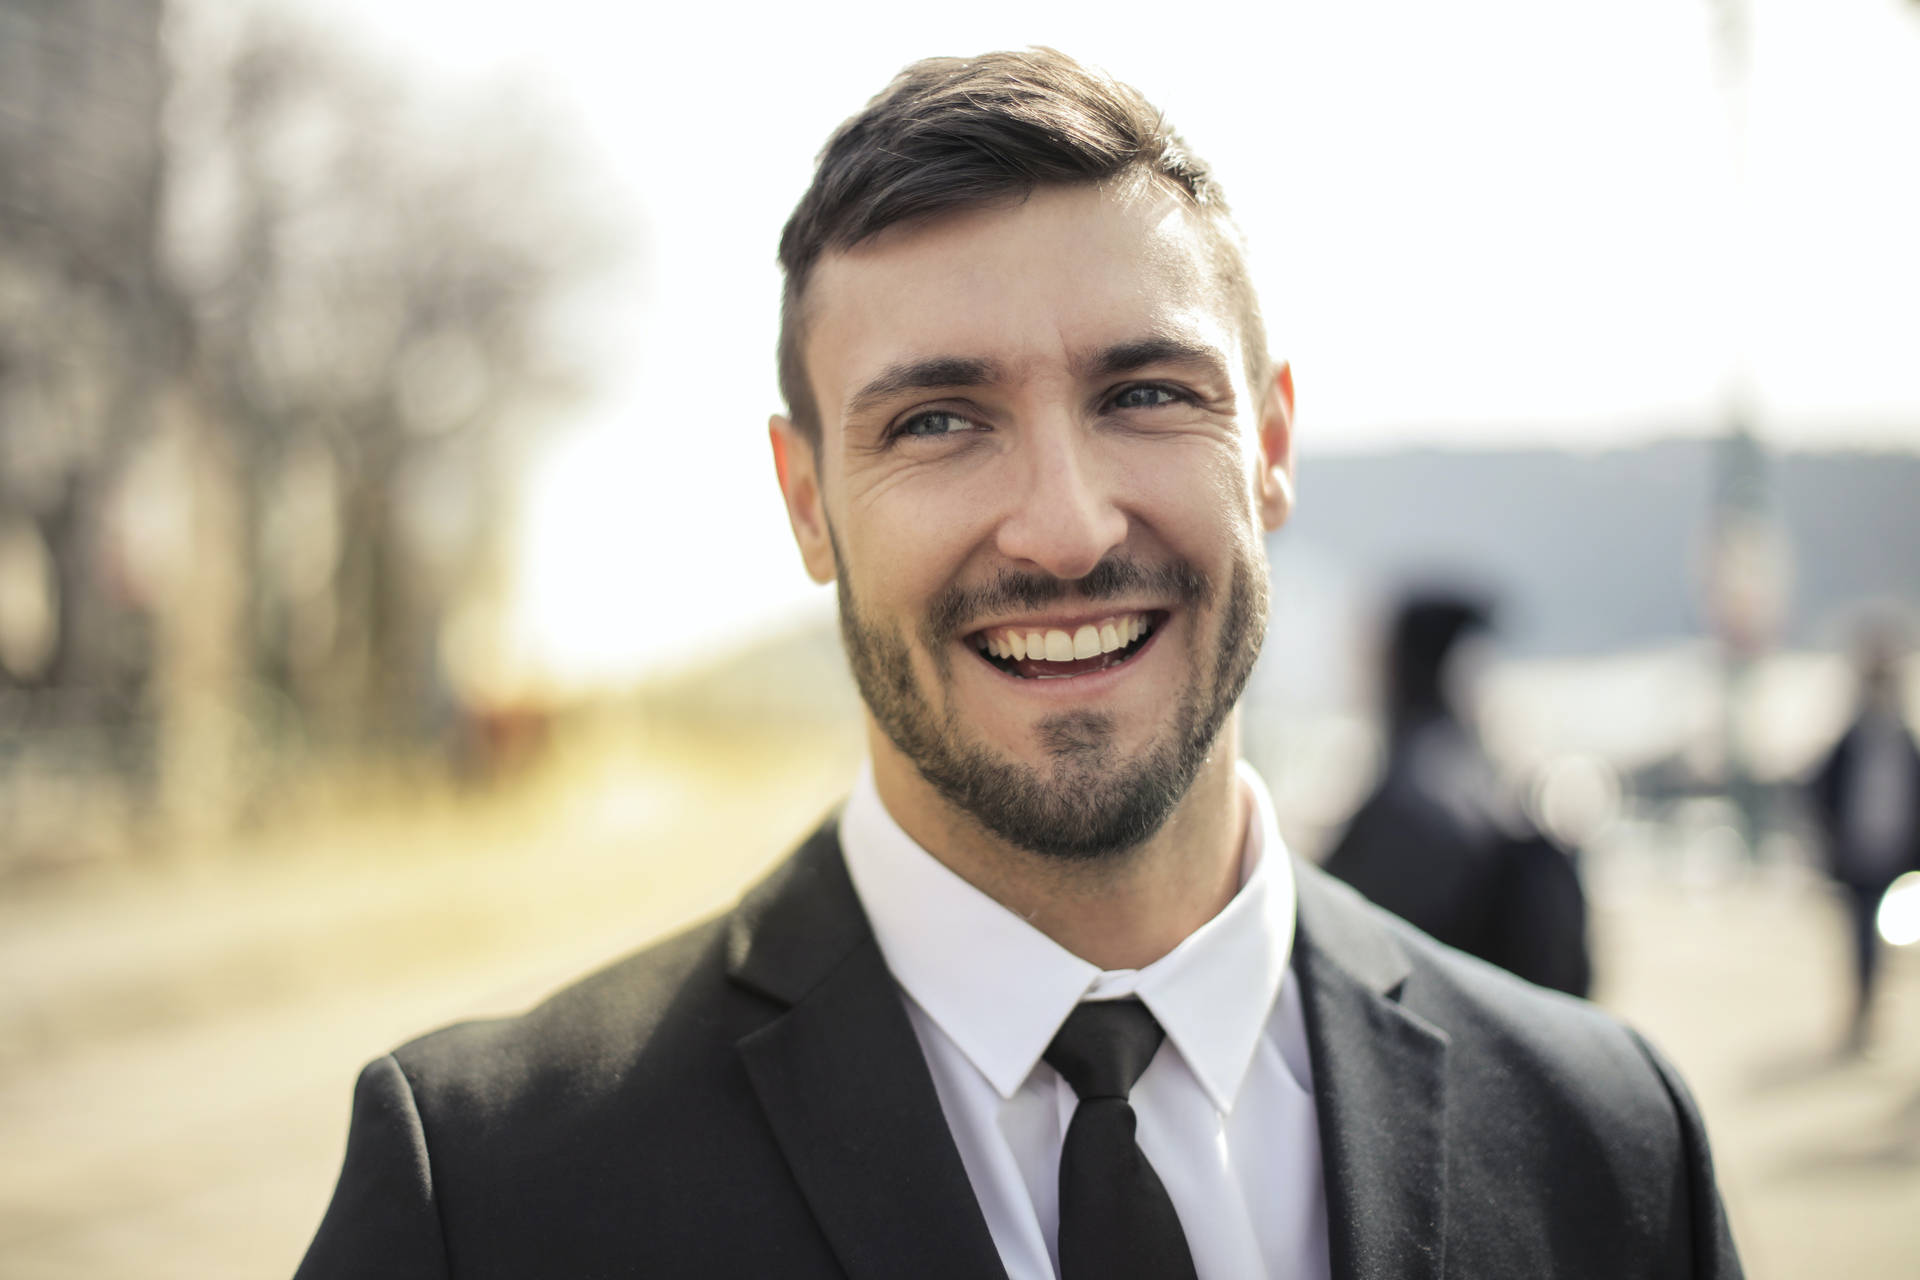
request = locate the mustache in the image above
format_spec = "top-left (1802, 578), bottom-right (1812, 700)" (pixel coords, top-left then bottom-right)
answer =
top-left (926, 555), bottom-right (1214, 645)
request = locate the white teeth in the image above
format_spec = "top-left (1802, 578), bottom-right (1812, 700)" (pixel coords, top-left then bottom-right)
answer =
top-left (981, 613), bottom-right (1154, 666)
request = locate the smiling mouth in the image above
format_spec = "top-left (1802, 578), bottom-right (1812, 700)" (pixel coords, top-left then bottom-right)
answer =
top-left (969, 611), bottom-right (1163, 680)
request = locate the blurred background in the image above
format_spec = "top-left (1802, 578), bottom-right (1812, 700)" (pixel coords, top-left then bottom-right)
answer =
top-left (2, 0), bottom-right (1918, 1275)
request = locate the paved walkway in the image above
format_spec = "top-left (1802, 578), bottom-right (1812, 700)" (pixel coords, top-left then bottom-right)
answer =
top-left (1588, 848), bottom-right (1920, 1279)
top-left (0, 730), bottom-right (1914, 1278)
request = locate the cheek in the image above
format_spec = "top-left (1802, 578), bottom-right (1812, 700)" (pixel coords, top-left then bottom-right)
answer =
top-left (840, 500), bottom-right (974, 625)
top-left (851, 457), bottom-right (1005, 571)
top-left (1122, 444), bottom-right (1259, 552)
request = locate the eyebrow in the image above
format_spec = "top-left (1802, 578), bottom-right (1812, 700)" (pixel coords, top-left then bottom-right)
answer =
top-left (1081, 334), bottom-right (1233, 382)
top-left (845, 356), bottom-right (1001, 419)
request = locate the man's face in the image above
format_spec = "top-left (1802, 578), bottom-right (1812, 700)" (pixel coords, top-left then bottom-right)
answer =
top-left (773, 181), bottom-right (1294, 859)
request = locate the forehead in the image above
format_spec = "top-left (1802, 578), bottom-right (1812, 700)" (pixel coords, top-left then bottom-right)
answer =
top-left (802, 182), bottom-right (1238, 416)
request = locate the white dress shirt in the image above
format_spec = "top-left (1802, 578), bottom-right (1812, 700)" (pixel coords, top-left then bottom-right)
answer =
top-left (841, 761), bottom-right (1332, 1280)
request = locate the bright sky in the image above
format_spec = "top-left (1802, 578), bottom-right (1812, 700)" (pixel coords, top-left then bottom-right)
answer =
top-left (267, 0), bottom-right (1920, 689)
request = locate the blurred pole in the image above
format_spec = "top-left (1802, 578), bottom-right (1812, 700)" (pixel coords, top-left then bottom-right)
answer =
top-left (1702, 0), bottom-right (1790, 860)
top-left (1706, 422), bottom-right (1788, 857)
top-left (147, 387), bottom-right (245, 854)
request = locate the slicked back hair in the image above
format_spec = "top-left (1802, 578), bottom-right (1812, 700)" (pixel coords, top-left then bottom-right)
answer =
top-left (776, 48), bottom-right (1269, 451)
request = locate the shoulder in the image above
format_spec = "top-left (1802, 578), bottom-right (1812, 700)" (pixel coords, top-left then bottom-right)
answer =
top-left (1407, 909), bottom-right (1679, 1117)
top-left (1299, 859), bottom-right (1695, 1151)
top-left (384, 908), bottom-right (770, 1143)
top-left (1295, 863), bottom-right (1739, 1272)
top-left (384, 816), bottom-right (855, 1125)
top-left (299, 821), bottom-right (882, 1276)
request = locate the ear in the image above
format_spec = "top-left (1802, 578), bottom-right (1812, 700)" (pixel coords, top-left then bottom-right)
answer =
top-left (770, 414), bottom-right (836, 584)
top-left (1255, 361), bottom-right (1296, 532)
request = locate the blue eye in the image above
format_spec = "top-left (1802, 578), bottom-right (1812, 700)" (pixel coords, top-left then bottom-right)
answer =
top-left (896, 410), bottom-right (979, 438)
top-left (1111, 385), bottom-right (1183, 410)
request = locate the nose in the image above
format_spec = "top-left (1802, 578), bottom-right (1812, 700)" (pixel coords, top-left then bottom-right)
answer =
top-left (992, 422), bottom-right (1129, 581)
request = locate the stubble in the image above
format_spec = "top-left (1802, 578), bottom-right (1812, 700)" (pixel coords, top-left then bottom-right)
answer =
top-left (834, 543), bottom-right (1268, 861)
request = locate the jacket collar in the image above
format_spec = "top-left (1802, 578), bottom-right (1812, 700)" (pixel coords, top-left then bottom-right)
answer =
top-left (725, 819), bottom-right (1454, 1280)
top-left (1293, 860), bottom-right (1453, 1280)
top-left (839, 760), bottom-right (1301, 1112)
top-left (725, 817), bottom-right (1009, 1280)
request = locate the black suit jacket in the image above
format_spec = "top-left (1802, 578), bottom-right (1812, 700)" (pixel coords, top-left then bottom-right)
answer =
top-left (296, 819), bottom-right (1742, 1279)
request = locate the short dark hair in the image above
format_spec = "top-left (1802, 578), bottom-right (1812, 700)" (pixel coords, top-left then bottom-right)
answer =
top-left (776, 48), bottom-right (1269, 449)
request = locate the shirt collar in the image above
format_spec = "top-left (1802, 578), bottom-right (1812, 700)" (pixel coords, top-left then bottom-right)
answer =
top-left (840, 760), bottom-right (1297, 1114)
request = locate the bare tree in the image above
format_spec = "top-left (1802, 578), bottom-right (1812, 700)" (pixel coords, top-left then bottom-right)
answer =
top-left (1, 1), bottom-right (620, 858)
top-left (164, 8), bottom-right (612, 771)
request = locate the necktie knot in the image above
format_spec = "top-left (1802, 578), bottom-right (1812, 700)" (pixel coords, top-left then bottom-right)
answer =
top-left (1044, 999), bottom-right (1166, 1101)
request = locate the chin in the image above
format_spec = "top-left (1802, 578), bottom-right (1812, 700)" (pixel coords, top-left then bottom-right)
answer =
top-left (843, 549), bottom-right (1267, 860)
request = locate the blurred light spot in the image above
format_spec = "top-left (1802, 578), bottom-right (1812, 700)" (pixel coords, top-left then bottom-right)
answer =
top-left (398, 331), bottom-right (489, 435)
top-left (1877, 871), bottom-right (1920, 947)
top-left (1684, 822), bottom-right (1748, 887)
top-left (1531, 753), bottom-right (1623, 846)
top-left (511, 428), bottom-right (658, 690)
top-left (0, 519), bottom-right (57, 679)
top-left (111, 423), bottom-right (198, 606)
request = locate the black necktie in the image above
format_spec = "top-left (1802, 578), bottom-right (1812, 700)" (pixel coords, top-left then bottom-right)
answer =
top-left (1044, 1000), bottom-right (1199, 1280)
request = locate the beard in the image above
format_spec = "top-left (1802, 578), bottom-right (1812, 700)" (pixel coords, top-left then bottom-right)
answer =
top-left (834, 540), bottom-right (1269, 861)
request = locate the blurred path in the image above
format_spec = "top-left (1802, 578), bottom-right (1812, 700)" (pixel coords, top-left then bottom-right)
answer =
top-left (1, 735), bottom-right (1916, 1278)
top-left (1589, 850), bottom-right (1920, 1279)
top-left (0, 720), bottom-right (866, 1280)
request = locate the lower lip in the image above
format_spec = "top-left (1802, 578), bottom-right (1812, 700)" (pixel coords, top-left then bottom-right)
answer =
top-left (968, 620), bottom-right (1166, 696)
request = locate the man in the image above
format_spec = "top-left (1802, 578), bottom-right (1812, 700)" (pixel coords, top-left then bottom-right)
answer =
top-left (297, 50), bottom-right (1742, 1279)
top-left (1809, 618), bottom-right (1920, 1053)
top-left (1326, 593), bottom-right (1592, 996)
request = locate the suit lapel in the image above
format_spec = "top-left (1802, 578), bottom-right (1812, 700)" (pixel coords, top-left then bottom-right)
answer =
top-left (1293, 861), bottom-right (1451, 1280)
top-left (728, 822), bottom-right (1008, 1280)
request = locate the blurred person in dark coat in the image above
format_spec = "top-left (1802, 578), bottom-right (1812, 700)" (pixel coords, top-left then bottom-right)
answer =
top-left (1809, 619), bottom-right (1920, 1052)
top-left (1324, 594), bottom-right (1592, 996)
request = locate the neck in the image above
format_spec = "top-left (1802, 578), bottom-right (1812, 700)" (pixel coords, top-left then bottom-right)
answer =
top-left (869, 718), bottom-right (1250, 971)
